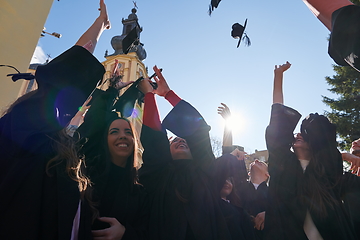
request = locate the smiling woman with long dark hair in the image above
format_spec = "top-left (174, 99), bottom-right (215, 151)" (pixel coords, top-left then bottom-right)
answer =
top-left (77, 76), bottom-right (149, 239)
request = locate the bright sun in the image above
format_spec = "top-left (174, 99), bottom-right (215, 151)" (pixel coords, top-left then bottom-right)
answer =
top-left (223, 112), bottom-right (244, 134)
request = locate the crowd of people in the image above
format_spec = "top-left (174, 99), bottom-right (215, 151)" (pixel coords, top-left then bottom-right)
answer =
top-left (1, 0), bottom-right (360, 239)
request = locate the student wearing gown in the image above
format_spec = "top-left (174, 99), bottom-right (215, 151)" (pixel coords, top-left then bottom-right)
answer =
top-left (216, 155), bottom-right (256, 240)
top-left (216, 104), bottom-right (268, 240)
top-left (137, 66), bottom-right (238, 240)
top-left (264, 61), bottom-right (360, 240)
top-left (239, 160), bottom-right (268, 240)
top-left (0, 1), bottom-right (109, 239)
top-left (76, 68), bottom-right (149, 240)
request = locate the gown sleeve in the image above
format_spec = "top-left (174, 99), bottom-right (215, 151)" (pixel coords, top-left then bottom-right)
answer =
top-left (138, 93), bottom-right (173, 192)
top-left (264, 104), bottom-right (306, 240)
top-left (162, 100), bottom-right (215, 168)
top-left (329, 5), bottom-right (360, 71)
top-left (1, 45), bottom-right (105, 154)
top-left (265, 103), bottom-right (301, 182)
top-left (215, 154), bottom-right (248, 192)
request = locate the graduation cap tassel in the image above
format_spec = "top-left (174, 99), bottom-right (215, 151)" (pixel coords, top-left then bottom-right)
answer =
top-left (208, 0), bottom-right (221, 16)
top-left (0, 64), bottom-right (20, 74)
top-left (242, 33), bottom-right (251, 47)
top-left (208, 4), bottom-right (213, 16)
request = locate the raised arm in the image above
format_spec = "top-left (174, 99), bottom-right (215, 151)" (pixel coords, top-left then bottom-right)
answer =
top-left (75, 0), bottom-right (111, 53)
top-left (137, 75), bottom-right (173, 191)
top-left (273, 61), bottom-right (291, 105)
top-left (217, 103), bottom-right (233, 149)
top-left (152, 65), bottom-right (182, 106)
top-left (137, 77), bottom-right (162, 132)
top-left (149, 66), bottom-right (214, 165)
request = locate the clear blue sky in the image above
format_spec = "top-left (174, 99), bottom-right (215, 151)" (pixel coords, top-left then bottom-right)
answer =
top-left (35, 0), bottom-right (337, 153)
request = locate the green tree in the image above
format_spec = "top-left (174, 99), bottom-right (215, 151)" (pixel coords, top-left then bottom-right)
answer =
top-left (323, 65), bottom-right (360, 150)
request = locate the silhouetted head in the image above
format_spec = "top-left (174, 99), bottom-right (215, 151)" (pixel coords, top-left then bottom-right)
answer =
top-left (170, 137), bottom-right (193, 160)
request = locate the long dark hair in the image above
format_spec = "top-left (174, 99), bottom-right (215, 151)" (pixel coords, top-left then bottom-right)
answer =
top-left (88, 117), bottom-right (139, 185)
top-left (3, 90), bottom-right (90, 195)
top-left (46, 128), bottom-right (91, 195)
top-left (299, 115), bottom-right (341, 219)
top-left (85, 116), bottom-right (140, 221)
top-left (2, 90), bottom-right (93, 218)
top-left (300, 151), bottom-right (340, 219)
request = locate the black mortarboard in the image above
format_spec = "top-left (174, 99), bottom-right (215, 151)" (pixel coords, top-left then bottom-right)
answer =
top-left (231, 19), bottom-right (251, 48)
top-left (300, 113), bottom-right (337, 151)
top-left (35, 46), bottom-right (105, 127)
top-left (0, 65), bottom-right (35, 81)
top-left (7, 73), bottom-right (35, 81)
top-left (122, 27), bottom-right (140, 54)
top-left (208, 0), bottom-right (222, 16)
top-left (1, 46), bottom-right (105, 152)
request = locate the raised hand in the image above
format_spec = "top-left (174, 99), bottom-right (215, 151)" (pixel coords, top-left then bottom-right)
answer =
top-left (92, 217), bottom-right (125, 240)
top-left (230, 148), bottom-right (247, 161)
top-left (152, 65), bottom-right (171, 97)
top-left (137, 78), bottom-right (154, 94)
top-left (342, 152), bottom-right (360, 176)
top-left (273, 61), bottom-right (291, 104)
top-left (217, 103), bottom-right (231, 120)
top-left (99, 0), bottom-right (111, 30)
top-left (69, 96), bottom-right (92, 127)
top-left (108, 59), bottom-right (134, 90)
top-left (274, 61), bottom-right (291, 74)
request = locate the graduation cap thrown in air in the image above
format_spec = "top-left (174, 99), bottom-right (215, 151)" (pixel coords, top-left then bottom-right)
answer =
top-left (0, 65), bottom-right (35, 82)
top-left (208, 0), bottom-right (222, 16)
top-left (231, 19), bottom-right (251, 48)
top-left (122, 27), bottom-right (140, 54)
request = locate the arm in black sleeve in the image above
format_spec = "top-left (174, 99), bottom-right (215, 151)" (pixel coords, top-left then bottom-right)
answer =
top-left (216, 153), bottom-right (248, 186)
top-left (264, 104), bottom-right (305, 240)
top-left (265, 104), bottom-right (301, 180)
top-left (162, 100), bottom-right (215, 167)
top-left (78, 87), bottom-right (118, 138)
top-left (138, 125), bottom-right (173, 192)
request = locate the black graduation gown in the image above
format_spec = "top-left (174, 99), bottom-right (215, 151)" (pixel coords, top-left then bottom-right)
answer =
top-left (239, 181), bottom-right (268, 240)
top-left (0, 46), bottom-right (105, 240)
top-left (90, 163), bottom-right (150, 239)
top-left (218, 198), bottom-right (256, 240)
top-left (138, 100), bottom-right (233, 240)
top-left (264, 103), bottom-right (359, 240)
top-left (216, 153), bottom-right (267, 240)
top-left (76, 82), bottom-right (150, 239)
top-left (341, 171), bottom-right (360, 240)
top-left (216, 153), bottom-right (249, 191)
top-left (329, 5), bottom-right (360, 72)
